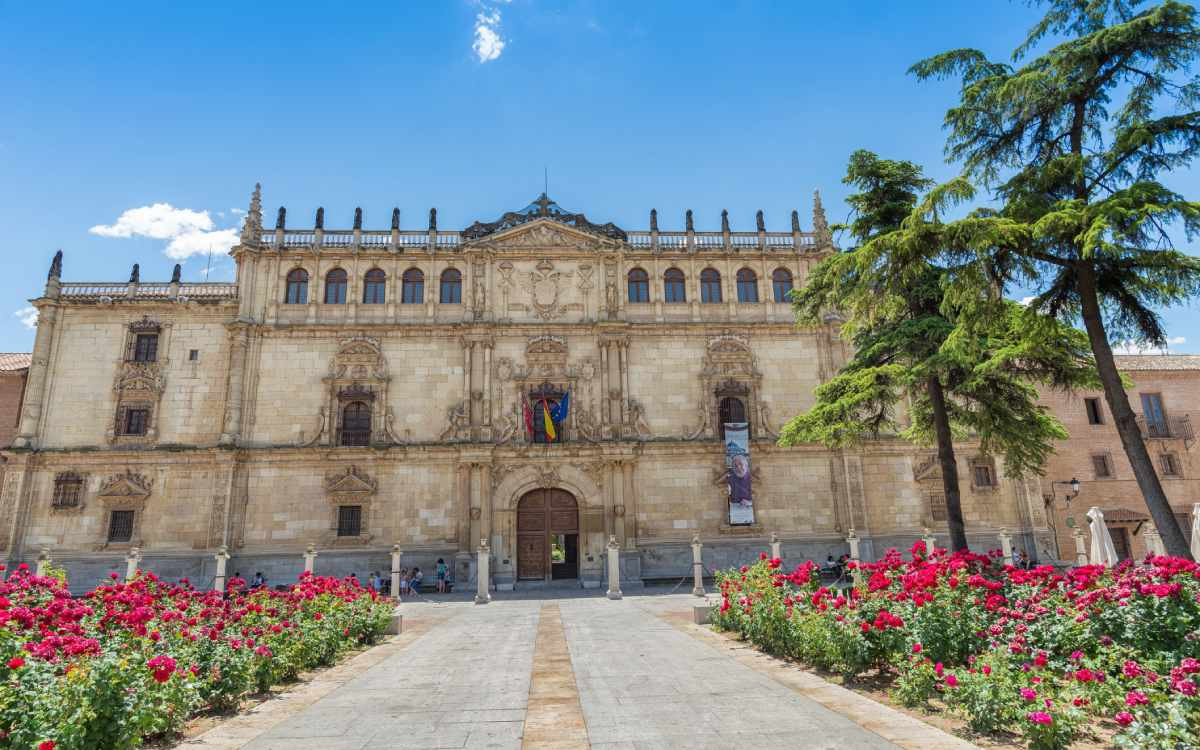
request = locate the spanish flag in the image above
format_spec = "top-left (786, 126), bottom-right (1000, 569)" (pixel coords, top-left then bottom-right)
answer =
top-left (542, 400), bottom-right (556, 442)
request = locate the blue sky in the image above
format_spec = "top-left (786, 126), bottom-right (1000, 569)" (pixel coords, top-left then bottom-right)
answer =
top-left (1, 0), bottom-right (1196, 352)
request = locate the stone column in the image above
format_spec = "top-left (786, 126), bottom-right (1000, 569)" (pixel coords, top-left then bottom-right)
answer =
top-left (477, 464), bottom-right (492, 546)
top-left (13, 298), bottom-right (59, 449)
top-left (482, 341), bottom-right (493, 427)
top-left (462, 339), bottom-right (474, 410)
top-left (770, 532), bottom-right (781, 561)
top-left (459, 463), bottom-right (474, 549)
top-left (475, 539), bottom-right (491, 604)
top-left (1072, 528), bottom-right (1087, 567)
top-left (219, 325), bottom-right (250, 445)
top-left (606, 536), bottom-right (622, 600)
top-left (922, 527), bottom-right (937, 554)
top-left (213, 545), bottom-right (230, 593)
top-left (125, 547), bottom-right (141, 582)
top-left (35, 546), bottom-right (51, 576)
top-left (390, 543), bottom-right (402, 598)
top-left (846, 528), bottom-right (862, 586)
top-left (998, 529), bottom-right (1013, 567)
top-left (599, 343), bottom-right (610, 424)
top-left (691, 535), bottom-right (705, 597)
top-left (467, 341), bottom-right (478, 425)
top-left (304, 543), bottom-right (317, 574)
top-left (621, 461), bottom-right (637, 550)
top-left (618, 342), bottom-right (630, 424)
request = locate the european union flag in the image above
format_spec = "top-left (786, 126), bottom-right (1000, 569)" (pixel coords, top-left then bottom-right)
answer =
top-left (550, 389), bottom-right (570, 424)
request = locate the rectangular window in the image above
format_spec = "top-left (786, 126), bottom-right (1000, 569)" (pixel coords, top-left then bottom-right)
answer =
top-left (337, 505), bottom-right (362, 537)
top-left (1084, 398), bottom-right (1103, 425)
top-left (1141, 393), bottom-right (1168, 436)
top-left (928, 492), bottom-right (948, 522)
top-left (188, 349), bottom-right (199, 362)
top-left (1159, 453), bottom-right (1181, 477)
top-left (108, 510), bottom-right (134, 543)
top-left (972, 463), bottom-right (996, 488)
top-left (52, 473), bottom-right (83, 508)
top-left (132, 334), bottom-right (158, 362)
top-left (123, 407), bottom-right (149, 436)
top-left (1092, 453), bottom-right (1112, 478)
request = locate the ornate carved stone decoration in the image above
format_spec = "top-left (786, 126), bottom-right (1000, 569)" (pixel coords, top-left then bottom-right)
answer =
top-left (520, 260), bottom-right (574, 320)
top-left (461, 193), bottom-right (627, 241)
top-left (471, 260), bottom-right (487, 321)
top-left (535, 466), bottom-right (561, 488)
top-left (469, 507), bottom-right (482, 520)
top-left (491, 464), bottom-right (519, 490)
top-left (441, 400), bottom-right (471, 442)
top-left (578, 461), bottom-right (606, 489)
top-left (330, 335), bottom-right (387, 380)
top-left (686, 333), bottom-right (764, 440)
top-left (497, 261), bottom-right (515, 320)
top-left (613, 504), bottom-right (625, 518)
top-left (97, 471), bottom-right (153, 508)
top-left (603, 258), bottom-right (619, 319)
top-left (913, 453), bottom-right (939, 482)
top-left (627, 399), bottom-right (653, 440)
top-left (128, 316), bottom-right (161, 334)
top-left (324, 465), bottom-right (377, 503)
top-left (322, 336), bottom-right (391, 446)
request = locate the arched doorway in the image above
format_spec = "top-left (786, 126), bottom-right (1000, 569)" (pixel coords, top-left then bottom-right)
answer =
top-left (517, 488), bottom-right (579, 582)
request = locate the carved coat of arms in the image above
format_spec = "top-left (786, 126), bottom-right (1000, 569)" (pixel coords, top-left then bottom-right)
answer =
top-left (521, 259), bottom-right (573, 320)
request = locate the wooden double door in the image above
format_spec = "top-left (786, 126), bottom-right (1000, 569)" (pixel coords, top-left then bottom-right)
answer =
top-left (517, 489), bottom-right (579, 581)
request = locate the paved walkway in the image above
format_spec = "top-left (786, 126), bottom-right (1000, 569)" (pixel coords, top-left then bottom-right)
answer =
top-left (184, 590), bottom-right (976, 750)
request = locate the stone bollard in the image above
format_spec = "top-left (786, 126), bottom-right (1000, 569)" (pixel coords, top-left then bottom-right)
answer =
top-left (922, 526), bottom-right (937, 554)
top-left (303, 543), bottom-right (317, 575)
top-left (1143, 527), bottom-right (1166, 558)
top-left (36, 546), bottom-right (51, 577)
top-left (213, 545), bottom-right (230, 593)
top-left (475, 539), bottom-right (491, 605)
top-left (770, 531), bottom-right (781, 562)
top-left (998, 529), bottom-right (1014, 567)
top-left (606, 536), bottom-right (622, 600)
top-left (846, 528), bottom-right (862, 586)
top-left (691, 535), bottom-right (705, 597)
top-left (1072, 527), bottom-right (1087, 567)
top-left (125, 547), bottom-right (141, 582)
top-left (390, 543), bottom-right (402, 598)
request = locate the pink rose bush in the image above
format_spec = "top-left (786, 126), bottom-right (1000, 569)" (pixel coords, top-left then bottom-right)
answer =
top-left (0, 567), bottom-right (392, 749)
top-left (712, 546), bottom-right (1200, 748)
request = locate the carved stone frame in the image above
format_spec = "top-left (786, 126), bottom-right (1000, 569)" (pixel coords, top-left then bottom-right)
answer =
top-left (94, 471), bottom-right (152, 550)
top-left (49, 470), bottom-right (88, 515)
top-left (320, 336), bottom-right (395, 447)
top-left (108, 318), bottom-right (170, 446)
top-left (323, 465), bottom-right (377, 545)
top-left (688, 334), bottom-right (764, 440)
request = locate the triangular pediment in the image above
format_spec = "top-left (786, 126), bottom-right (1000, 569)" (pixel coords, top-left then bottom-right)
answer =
top-left (471, 219), bottom-right (608, 250)
top-left (97, 471), bottom-right (152, 500)
top-left (324, 465), bottom-right (377, 496)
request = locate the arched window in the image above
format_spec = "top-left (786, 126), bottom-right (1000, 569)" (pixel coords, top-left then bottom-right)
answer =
top-left (340, 401), bottom-right (371, 446)
top-left (736, 268), bottom-right (759, 303)
top-left (362, 268), bottom-right (386, 304)
top-left (285, 268), bottom-right (309, 304)
top-left (440, 268), bottom-right (462, 303)
top-left (627, 268), bottom-right (649, 303)
top-left (402, 268), bottom-right (424, 304)
top-left (663, 268), bottom-right (686, 303)
top-left (324, 268), bottom-right (348, 304)
top-left (718, 396), bottom-right (748, 440)
top-left (700, 268), bottom-right (722, 303)
top-left (772, 268), bottom-right (794, 302)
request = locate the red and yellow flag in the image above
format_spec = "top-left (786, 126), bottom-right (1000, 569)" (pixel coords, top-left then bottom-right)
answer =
top-left (542, 400), bottom-right (556, 441)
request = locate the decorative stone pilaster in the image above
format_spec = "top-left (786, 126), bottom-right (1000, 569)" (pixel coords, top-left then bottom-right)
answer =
top-left (475, 538), bottom-right (491, 605)
top-left (213, 545), bottom-right (230, 593)
top-left (998, 529), bottom-right (1014, 566)
top-left (219, 324), bottom-right (251, 445)
top-left (690, 535), bottom-right (705, 597)
top-left (606, 536), bottom-right (622, 600)
top-left (390, 543), bottom-right (403, 598)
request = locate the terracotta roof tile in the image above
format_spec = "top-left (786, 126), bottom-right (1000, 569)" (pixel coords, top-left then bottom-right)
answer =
top-left (1114, 354), bottom-right (1200, 372)
top-left (1101, 507), bottom-right (1151, 523)
top-left (0, 353), bottom-right (31, 372)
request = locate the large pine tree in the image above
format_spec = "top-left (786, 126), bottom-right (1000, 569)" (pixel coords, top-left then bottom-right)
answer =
top-left (781, 151), bottom-right (1097, 552)
top-left (912, 0), bottom-right (1200, 557)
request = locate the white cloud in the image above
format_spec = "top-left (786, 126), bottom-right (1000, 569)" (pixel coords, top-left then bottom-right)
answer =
top-left (89, 203), bottom-right (213, 240)
top-left (14, 306), bottom-right (37, 330)
top-left (472, 1), bottom-right (510, 62)
top-left (231, 208), bottom-right (245, 215)
top-left (89, 202), bottom-right (243, 260)
top-left (1113, 336), bottom-right (1186, 355)
top-left (1019, 295), bottom-right (1037, 307)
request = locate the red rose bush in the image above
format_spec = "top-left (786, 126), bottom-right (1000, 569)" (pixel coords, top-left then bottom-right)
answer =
top-left (712, 545), bottom-right (1200, 749)
top-left (0, 566), bottom-right (392, 749)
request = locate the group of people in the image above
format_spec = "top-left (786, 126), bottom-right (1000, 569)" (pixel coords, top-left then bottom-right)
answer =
top-left (355, 558), bottom-right (452, 597)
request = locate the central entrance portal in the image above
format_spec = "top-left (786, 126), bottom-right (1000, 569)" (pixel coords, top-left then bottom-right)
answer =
top-left (517, 488), bottom-right (579, 582)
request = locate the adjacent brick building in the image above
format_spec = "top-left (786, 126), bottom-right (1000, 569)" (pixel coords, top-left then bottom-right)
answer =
top-left (1038, 355), bottom-right (1199, 562)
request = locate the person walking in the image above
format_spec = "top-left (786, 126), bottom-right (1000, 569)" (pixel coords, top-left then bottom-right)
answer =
top-left (410, 567), bottom-right (423, 594)
top-left (436, 558), bottom-right (448, 593)
top-left (399, 567), bottom-right (410, 597)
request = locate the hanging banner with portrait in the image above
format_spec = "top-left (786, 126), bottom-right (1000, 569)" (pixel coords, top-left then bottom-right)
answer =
top-left (724, 422), bottom-right (754, 525)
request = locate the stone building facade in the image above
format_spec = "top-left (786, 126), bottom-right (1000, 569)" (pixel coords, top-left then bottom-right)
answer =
top-left (1038, 355), bottom-right (1198, 562)
top-left (1, 189), bottom-right (1051, 590)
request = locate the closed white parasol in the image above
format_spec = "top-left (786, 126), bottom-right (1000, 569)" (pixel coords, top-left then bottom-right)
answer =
top-left (1191, 504), bottom-right (1200, 561)
top-left (1086, 507), bottom-right (1120, 567)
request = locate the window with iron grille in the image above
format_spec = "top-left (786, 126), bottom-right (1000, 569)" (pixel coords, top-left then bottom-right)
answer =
top-left (340, 401), bottom-right (371, 446)
top-left (972, 462), bottom-right (996, 487)
top-left (337, 505), bottom-right (362, 537)
top-left (1084, 397), bottom-right (1104, 425)
top-left (928, 492), bottom-right (948, 521)
top-left (718, 396), bottom-right (747, 441)
top-left (1092, 453), bottom-right (1112, 478)
top-left (362, 268), bottom-right (386, 304)
top-left (108, 510), bottom-right (134, 543)
top-left (1159, 453), bottom-right (1181, 477)
top-left (122, 407), bottom-right (150, 436)
top-left (52, 472), bottom-right (84, 508)
top-left (132, 334), bottom-right (158, 362)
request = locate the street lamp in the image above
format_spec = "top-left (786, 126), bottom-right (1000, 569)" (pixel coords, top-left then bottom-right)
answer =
top-left (1051, 477), bottom-right (1081, 509)
top-left (1044, 478), bottom-right (1081, 563)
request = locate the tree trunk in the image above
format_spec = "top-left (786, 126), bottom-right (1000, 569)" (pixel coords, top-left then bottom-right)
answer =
top-left (1076, 263), bottom-right (1192, 559)
top-left (926, 375), bottom-right (968, 551)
